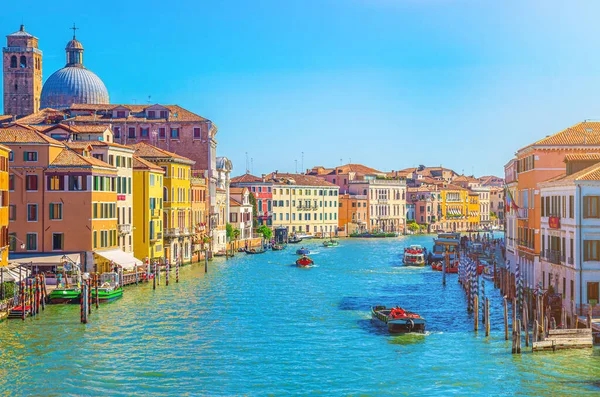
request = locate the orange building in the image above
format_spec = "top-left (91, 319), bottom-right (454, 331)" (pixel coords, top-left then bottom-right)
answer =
top-left (507, 121), bottom-right (600, 292)
top-left (338, 193), bottom-right (368, 235)
top-left (191, 175), bottom-right (208, 261)
top-left (0, 125), bottom-right (137, 272)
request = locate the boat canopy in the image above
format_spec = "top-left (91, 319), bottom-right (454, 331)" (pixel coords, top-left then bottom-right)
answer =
top-left (95, 249), bottom-right (143, 270)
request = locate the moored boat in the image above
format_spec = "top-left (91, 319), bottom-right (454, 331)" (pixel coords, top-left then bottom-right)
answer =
top-left (96, 273), bottom-right (123, 303)
top-left (296, 255), bottom-right (314, 267)
top-left (323, 240), bottom-right (339, 248)
top-left (296, 247), bottom-right (310, 255)
top-left (48, 287), bottom-right (81, 304)
top-left (245, 248), bottom-right (266, 254)
top-left (403, 245), bottom-right (426, 266)
top-left (272, 244), bottom-right (285, 251)
top-left (371, 305), bottom-right (426, 333)
top-left (288, 236), bottom-right (303, 244)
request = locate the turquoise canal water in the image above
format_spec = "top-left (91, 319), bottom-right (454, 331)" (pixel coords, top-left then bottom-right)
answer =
top-left (1, 236), bottom-right (600, 396)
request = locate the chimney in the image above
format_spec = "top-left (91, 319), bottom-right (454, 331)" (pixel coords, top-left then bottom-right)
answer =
top-left (262, 174), bottom-right (266, 182)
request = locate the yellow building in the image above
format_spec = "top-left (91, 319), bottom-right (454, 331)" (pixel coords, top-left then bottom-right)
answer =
top-left (132, 155), bottom-right (165, 262)
top-left (440, 184), bottom-right (469, 232)
top-left (0, 144), bottom-right (10, 268)
top-left (130, 142), bottom-right (195, 264)
top-left (467, 191), bottom-right (480, 231)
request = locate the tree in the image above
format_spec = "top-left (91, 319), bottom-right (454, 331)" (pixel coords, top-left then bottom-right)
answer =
top-left (226, 223), bottom-right (234, 241)
top-left (407, 221), bottom-right (420, 232)
top-left (248, 193), bottom-right (258, 228)
top-left (257, 224), bottom-right (273, 240)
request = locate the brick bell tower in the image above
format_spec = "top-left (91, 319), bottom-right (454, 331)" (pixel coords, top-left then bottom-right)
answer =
top-left (2, 25), bottom-right (43, 117)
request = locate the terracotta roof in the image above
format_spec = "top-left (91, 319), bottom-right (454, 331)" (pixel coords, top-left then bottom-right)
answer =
top-left (130, 142), bottom-right (195, 164)
top-left (49, 148), bottom-right (115, 169)
top-left (65, 124), bottom-right (110, 133)
top-left (325, 163), bottom-right (384, 176)
top-left (440, 183), bottom-right (466, 191)
top-left (229, 197), bottom-right (242, 207)
top-left (544, 162), bottom-right (600, 183)
top-left (66, 104), bottom-right (208, 123)
top-left (229, 187), bottom-right (247, 195)
top-left (13, 108), bottom-right (67, 125)
top-left (133, 155), bottom-right (164, 172)
top-left (266, 173), bottom-right (338, 187)
top-left (530, 121), bottom-right (600, 147)
top-left (0, 115), bottom-right (14, 123)
top-left (0, 126), bottom-right (64, 145)
top-left (70, 140), bottom-right (133, 150)
top-left (231, 173), bottom-right (262, 183)
top-left (563, 153), bottom-right (600, 162)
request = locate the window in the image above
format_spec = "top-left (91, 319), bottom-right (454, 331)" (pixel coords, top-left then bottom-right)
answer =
top-left (8, 232), bottom-right (16, 251)
top-left (194, 127), bottom-right (201, 138)
top-left (584, 196), bottom-right (600, 218)
top-left (8, 152), bottom-right (13, 161)
top-left (25, 175), bottom-right (38, 191)
top-left (20, 55), bottom-right (26, 68)
top-left (148, 110), bottom-right (155, 118)
top-left (24, 151), bottom-right (38, 162)
top-left (140, 128), bottom-right (149, 138)
top-left (49, 203), bottom-right (63, 220)
top-left (117, 110), bottom-right (126, 118)
top-left (27, 204), bottom-right (37, 221)
top-left (588, 282), bottom-right (599, 304)
top-left (160, 110), bottom-right (168, 118)
top-left (9, 175), bottom-right (14, 191)
top-left (10, 55), bottom-right (17, 68)
top-left (9, 205), bottom-right (16, 221)
top-left (584, 240), bottom-right (600, 261)
top-left (93, 231), bottom-right (98, 249)
top-left (52, 233), bottom-right (64, 250)
top-left (26, 233), bottom-right (37, 250)
top-left (159, 127), bottom-right (166, 139)
top-left (69, 175), bottom-right (84, 191)
top-left (114, 126), bottom-right (121, 138)
top-left (128, 127), bottom-right (136, 138)
top-left (569, 195), bottom-right (574, 218)
top-left (171, 128), bottom-right (180, 139)
top-left (48, 176), bottom-right (64, 191)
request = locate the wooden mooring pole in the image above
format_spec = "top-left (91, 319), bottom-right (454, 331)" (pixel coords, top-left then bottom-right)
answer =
top-left (474, 294), bottom-right (479, 332)
top-left (485, 297), bottom-right (490, 337)
top-left (504, 297), bottom-right (509, 340)
top-left (523, 303), bottom-right (529, 347)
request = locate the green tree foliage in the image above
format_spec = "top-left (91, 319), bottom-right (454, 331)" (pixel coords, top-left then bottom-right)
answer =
top-left (257, 224), bottom-right (273, 240)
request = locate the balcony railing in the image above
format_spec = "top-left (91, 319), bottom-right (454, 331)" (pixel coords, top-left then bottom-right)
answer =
top-left (151, 208), bottom-right (161, 218)
top-left (517, 208), bottom-right (529, 219)
top-left (118, 224), bottom-right (132, 235)
top-left (180, 227), bottom-right (192, 236)
top-left (544, 249), bottom-right (565, 265)
top-left (150, 232), bottom-right (162, 242)
top-left (165, 228), bottom-right (180, 237)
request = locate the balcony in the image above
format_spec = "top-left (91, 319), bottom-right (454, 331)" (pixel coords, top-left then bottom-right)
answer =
top-left (180, 227), bottom-right (192, 236)
top-left (150, 232), bottom-right (162, 242)
top-left (165, 228), bottom-right (180, 238)
top-left (544, 249), bottom-right (565, 265)
top-left (118, 224), bottom-right (132, 235)
top-left (517, 208), bottom-right (529, 219)
top-left (151, 208), bottom-right (161, 218)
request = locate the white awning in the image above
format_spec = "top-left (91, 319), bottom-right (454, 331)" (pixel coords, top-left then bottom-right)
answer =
top-left (0, 263), bottom-right (32, 282)
top-left (10, 253), bottom-right (81, 268)
top-left (95, 249), bottom-right (143, 270)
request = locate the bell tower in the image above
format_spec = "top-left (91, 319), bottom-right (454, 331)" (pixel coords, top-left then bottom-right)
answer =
top-left (2, 25), bottom-right (43, 117)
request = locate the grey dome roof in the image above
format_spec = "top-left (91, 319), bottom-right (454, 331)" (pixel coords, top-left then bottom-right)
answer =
top-left (66, 39), bottom-right (84, 50)
top-left (40, 66), bottom-right (109, 109)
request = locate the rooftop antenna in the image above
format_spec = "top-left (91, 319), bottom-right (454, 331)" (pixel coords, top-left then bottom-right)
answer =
top-left (301, 152), bottom-right (304, 173)
top-left (245, 152), bottom-right (249, 174)
top-left (71, 23), bottom-right (79, 39)
top-left (147, 95), bottom-right (152, 104)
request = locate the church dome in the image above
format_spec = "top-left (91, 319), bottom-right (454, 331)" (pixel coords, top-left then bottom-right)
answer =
top-left (40, 67), bottom-right (109, 109)
top-left (40, 30), bottom-right (109, 110)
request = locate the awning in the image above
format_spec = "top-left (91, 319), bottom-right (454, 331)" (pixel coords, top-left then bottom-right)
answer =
top-left (9, 253), bottom-right (81, 268)
top-left (0, 263), bottom-right (32, 282)
top-left (95, 249), bottom-right (143, 270)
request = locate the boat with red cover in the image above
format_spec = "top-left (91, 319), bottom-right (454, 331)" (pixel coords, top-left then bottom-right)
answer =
top-left (296, 255), bottom-right (314, 267)
top-left (371, 305), bottom-right (426, 333)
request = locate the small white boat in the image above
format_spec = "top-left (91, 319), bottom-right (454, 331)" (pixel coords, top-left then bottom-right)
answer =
top-left (403, 245), bottom-right (426, 266)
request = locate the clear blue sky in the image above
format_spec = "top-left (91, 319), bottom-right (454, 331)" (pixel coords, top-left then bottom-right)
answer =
top-left (2, 0), bottom-right (600, 178)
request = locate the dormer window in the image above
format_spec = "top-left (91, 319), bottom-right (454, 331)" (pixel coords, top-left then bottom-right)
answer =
top-left (117, 111), bottom-right (126, 118)
top-left (148, 110), bottom-right (155, 119)
top-left (160, 110), bottom-right (168, 118)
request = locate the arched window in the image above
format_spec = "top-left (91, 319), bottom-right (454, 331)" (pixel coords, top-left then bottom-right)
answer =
top-left (163, 187), bottom-right (168, 201)
top-left (10, 56), bottom-right (17, 68)
top-left (19, 56), bottom-right (26, 68)
top-left (14, 84), bottom-right (17, 92)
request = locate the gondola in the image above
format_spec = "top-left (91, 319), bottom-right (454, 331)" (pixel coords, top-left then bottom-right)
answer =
top-left (371, 305), bottom-right (426, 333)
